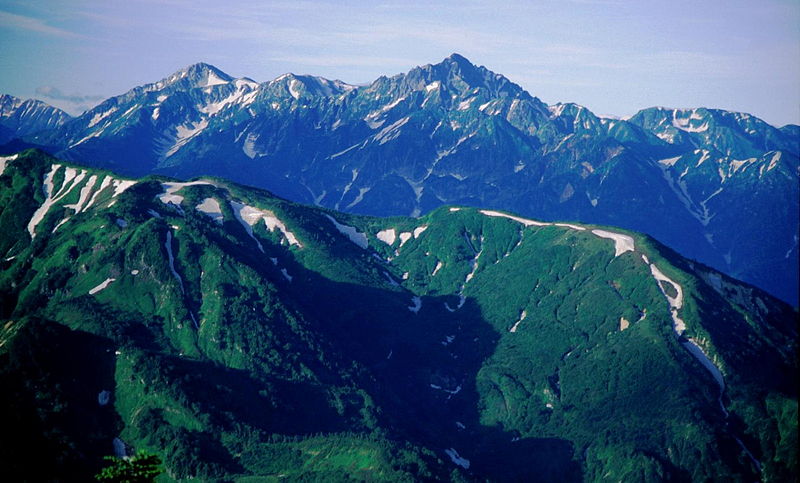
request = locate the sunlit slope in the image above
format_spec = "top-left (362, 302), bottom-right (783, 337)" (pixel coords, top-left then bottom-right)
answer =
top-left (0, 150), bottom-right (795, 481)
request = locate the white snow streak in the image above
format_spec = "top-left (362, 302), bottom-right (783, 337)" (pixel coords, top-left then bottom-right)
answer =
top-left (111, 179), bottom-right (136, 197)
top-left (444, 448), bottom-right (470, 469)
top-left (165, 231), bottom-right (185, 293)
top-left (89, 278), bottom-right (116, 295)
top-left (28, 164), bottom-right (73, 237)
top-left (325, 214), bottom-right (368, 249)
top-left (649, 264), bottom-right (685, 334)
top-left (510, 310), bottom-right (527, 333)
top-left (480, 210), bottom-right (550, 226)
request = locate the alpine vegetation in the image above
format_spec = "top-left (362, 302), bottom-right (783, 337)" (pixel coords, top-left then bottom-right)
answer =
top-left (0, 150), bottom-right (795, 481)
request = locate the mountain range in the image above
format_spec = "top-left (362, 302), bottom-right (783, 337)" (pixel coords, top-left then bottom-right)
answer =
top-left (1, 54), bottom-right (797, 306)
top-left (0, 149), bottom-right (796, 480)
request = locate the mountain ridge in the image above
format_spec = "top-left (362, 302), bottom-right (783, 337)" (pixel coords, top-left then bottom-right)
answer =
top-left (1, 54), bottom-right (797, 305)
top-left (0, 149), bottom-right (796, 480)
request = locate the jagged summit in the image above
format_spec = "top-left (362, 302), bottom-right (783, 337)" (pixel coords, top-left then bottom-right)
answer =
top-left (399, 53), bottom-right (527, 100)
top-left (3, 56), bottom-right (798, 305)
top-left (161, 62), bottom-right (233, 89)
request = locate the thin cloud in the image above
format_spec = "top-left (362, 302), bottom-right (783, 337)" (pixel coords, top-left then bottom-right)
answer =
top-left (34, 86), bottom-right (105, 116)
top-left (35, 86), bottom-right (105, 104)
top-left (0, 10), bottom-right (80, 38)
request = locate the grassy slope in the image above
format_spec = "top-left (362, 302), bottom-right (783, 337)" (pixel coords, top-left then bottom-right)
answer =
top-left (0, 150), bottom-right (796, 481)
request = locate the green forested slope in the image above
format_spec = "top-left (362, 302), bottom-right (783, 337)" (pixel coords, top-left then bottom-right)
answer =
top-left (0, 150), bottom-right (795, 481)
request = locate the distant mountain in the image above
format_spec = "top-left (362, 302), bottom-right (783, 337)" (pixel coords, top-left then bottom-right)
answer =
top-left (0, 150), bottom-right (796, 480)
top-left (7, 54), bottom-right (799, 304)
top-left (0, 94), bottom-right (71, 145)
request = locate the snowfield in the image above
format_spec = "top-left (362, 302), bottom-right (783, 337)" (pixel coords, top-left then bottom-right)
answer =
top-left (196, 197), bottom-right (224, 224)
top-left (591, 229), bottom-right (635, 257)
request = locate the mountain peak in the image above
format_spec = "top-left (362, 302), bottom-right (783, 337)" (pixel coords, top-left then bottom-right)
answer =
top-left (157, 62), bottom-right (233, 90)
top-left (410, 53), bottom-right (525, 100)
top-left (443, 52), bottom-right (472, 67)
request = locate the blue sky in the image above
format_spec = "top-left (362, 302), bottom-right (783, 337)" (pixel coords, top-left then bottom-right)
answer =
top-left (1, 0), bottom-right (798, 126)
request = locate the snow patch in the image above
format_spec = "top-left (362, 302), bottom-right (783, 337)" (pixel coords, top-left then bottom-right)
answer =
top-left (158, 180), bottom-right (214, 206)
top-left (203, 71), bottom-right (229, 87)
top-left (591, 229), bottom-right (635, 257)
top-left (112, 180), bottom-right (136, 197)
top-left (555, 223), bottom-right (585, 231)
top-left (165, 231), bottom-right (185, 293)
top-left (510, 310), bottom-right (527, 333)
top-left (377, 228), bottom-right (396, 245)
top-left (374, 116), bottom-right (409, 145)
top-left (64, 174), bottom-right (98, 214)
top-left (480, 210), bottom-right (550, 226)
top-left (232, 200), bottom-right (303, 250)
top-left (167, 119), bottom-right (209, 157)
top-left (83, 176), bottom-right (113, 211)
top-left (89, 278), bottom-right (116, 295)
top-left (649, 264), bottom-right (685, 334)
top-left (88, 107), bottom-right (116, 128)
top-left (288, 79), bottom-right (302, 99)
top-left (325, 214), bottom-right (368, 249)
top-left (0, 153), bottom-right (18, 175)
top-left (444, 448), bottom-right (470, 469)
top-left (672, 109), bottom-right (709, 133)
top-left (381, 96), bottom-right (406, 112)
top-left (658, 156), bottom-right (681, 167)
top-left (196, 197), bottom-right (224, 224)
top-left (27, 164), bottom-right (80, 237)
top-left (399, 232), bottom-right (413, 246)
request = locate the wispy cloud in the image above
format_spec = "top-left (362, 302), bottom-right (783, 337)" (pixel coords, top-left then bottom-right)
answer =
top-left (34, 86), bottom-right (104, 116)
top-left (0, 10), bottom-right (80, 38)
top-left (35, 86), bottom-right (104, 104)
